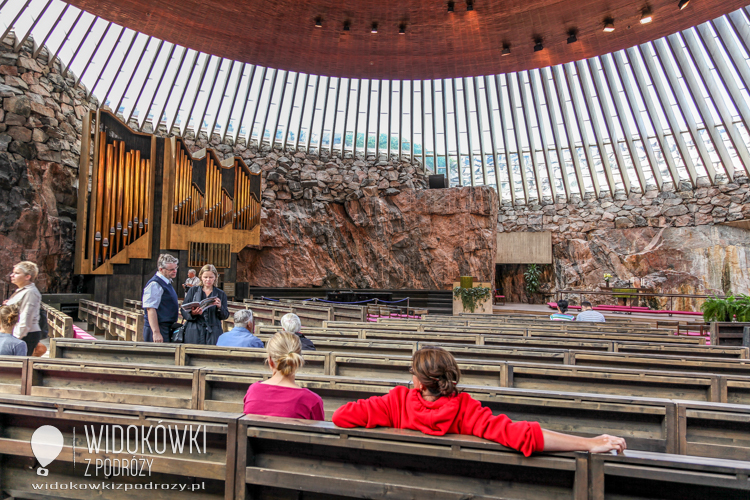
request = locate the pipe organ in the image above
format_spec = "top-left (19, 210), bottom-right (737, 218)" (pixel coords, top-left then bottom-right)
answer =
top-left (160, 137), bottom-right (261, 254)
top-left (75, 110), bottom-right (262, 276)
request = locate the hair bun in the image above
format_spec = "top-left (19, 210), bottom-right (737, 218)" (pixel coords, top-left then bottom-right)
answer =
top-left (0, 304), bottom-right (20, 329)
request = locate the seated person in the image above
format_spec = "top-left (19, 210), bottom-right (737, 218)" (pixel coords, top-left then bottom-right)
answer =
top-left (0, 305), bottom-right (28, 356)
top-left (281, 313), bottom-right (316, 351)
top-left (243, 331), bottom-right (324, 420)
top-left (217, 309), bottom-right (263, 348)
top-left (576, 301), bottom-right (606, 323)
top-left (550, 299), bottom-right (575, 321)
top-left (333, 346), bottom-right (626, 457)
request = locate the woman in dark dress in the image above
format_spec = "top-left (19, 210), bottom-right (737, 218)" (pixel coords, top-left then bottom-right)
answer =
top-left (181, 264), bottom-right (229, 345)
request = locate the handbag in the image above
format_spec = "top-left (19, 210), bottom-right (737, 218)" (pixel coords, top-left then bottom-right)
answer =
top-left (171, 322), bottom-right (186, 343)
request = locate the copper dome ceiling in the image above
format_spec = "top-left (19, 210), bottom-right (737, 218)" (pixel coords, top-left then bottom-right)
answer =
top-left (63, 0), bottom-right (748, 79)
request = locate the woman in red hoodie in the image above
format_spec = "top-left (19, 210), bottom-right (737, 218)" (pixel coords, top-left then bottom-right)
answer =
top-left (332, 346), bottom-right (626, 457)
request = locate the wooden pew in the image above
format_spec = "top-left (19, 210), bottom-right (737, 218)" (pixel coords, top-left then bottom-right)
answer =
top-left (0, 395), bottom-right (238, 500)
top-left (235, 416), bottom-right (750, 500)
top-left (320, 320), bottom-right (706, 344)
top-left (41, 303), bottom-right (73, 338)
top-left (244, 299), bottom-right (333, 327)
top-left (181, 345), bottom-right (330, 375)
top-left (50, 339), bottom-right (180, 365)
top-left (235, 416), bottom-right (585, 500)
top-left (589, 450), bottom-right (750, 499)
top-left (257, 324), bottom-right (708, 345)
top-left (325, 353), bottom-right (735, 402)
top-left (676, 401), bottom-right (750, 461)
top-left (25, 358), bottom-right (199, 409)
top-left (246, 298), bottom-right (367, 322)
top-left (123, 298), bottom-right (143, 312)
top-left (238, 301), bottom-right (291, 327)
top-left (78, 299), bottom-right (144, 341)
top-left (569, 351), bottom-right (750, 376)
top-left (200, 370), bottom-right (402, 416)
top-left (0, 357), bottom-right (26, 395)
top-left (711, 322), bottom-right (750, 346)
top-left (6, 351), bottom-right (750, 460)
top-left (255, 325), bottom-right (735, 358)
top-left (373, 319), bottom-right (675, 335)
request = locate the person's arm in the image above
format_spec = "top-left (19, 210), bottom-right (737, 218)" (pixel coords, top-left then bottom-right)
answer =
top-left (218, 292), bottom-right (229, 320)
top-left (142, 281), bottom-right (164, 343)
top-left (458, 396), bottom-right (626, 456)
top-left (12, 290), bottom-right (32, 338)
top-left (457, 396), bottom-right (545, 457)
top-left (541, 429), bottom-right (625, 453)
top-left (145, 308), bottom-right (163, 343)
top-left (332, 387), bottom-right (401, 428)
top-left (181, 287), bottom-right (202, 320)
top-left (311, 398), bottom-right (325, 421)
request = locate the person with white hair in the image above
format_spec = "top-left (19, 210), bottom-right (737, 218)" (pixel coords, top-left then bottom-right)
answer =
top-left (3, 261), bottom-right (43, 354)
top-left (182, 269), bottom-right (201, 292)
top-left (142, 254), bottom-right (179, 343)
top-left (280, 313), bottom-right (316, 351)
top-left (217, 309), bottom-right (263, 348)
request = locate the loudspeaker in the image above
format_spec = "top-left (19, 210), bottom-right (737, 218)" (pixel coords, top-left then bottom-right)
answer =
top-left (429, 174), bottom-right (447, 189)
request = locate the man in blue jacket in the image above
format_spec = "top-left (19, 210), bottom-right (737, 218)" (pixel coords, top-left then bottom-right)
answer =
top-left (217, 309), bottom-right (263, 348)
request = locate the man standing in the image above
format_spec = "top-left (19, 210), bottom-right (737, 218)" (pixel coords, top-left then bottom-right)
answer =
top-left (142, 254), bottom-right (179, 343)
top-left (183, 269), bottom-right (200, 292)
top-left (576, 301), bottom-right (606, 323)
top-left (216, 309), bottom-right (263, 348)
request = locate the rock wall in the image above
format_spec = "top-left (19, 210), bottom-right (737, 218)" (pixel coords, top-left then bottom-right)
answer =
top-left (176, 133), bottom-right (498, 290)
top-left (0, 34), bottom-right (97, 296)
top-left (496, 180), bottom-right (750, 306)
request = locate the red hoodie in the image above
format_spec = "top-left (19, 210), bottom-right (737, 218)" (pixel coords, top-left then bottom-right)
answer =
top-left (332, 385), bottom-right (544, 457)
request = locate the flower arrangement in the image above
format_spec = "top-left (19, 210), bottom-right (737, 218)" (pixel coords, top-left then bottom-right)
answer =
top-left (603, 273), bottom-right (613, 283)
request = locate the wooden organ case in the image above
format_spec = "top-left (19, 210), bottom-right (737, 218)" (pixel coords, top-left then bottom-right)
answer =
top-left (75, 110), bottom-right (156, 274)
top-left (160, 137), bottom-right (261, 257)
top-left (75, 111), bottom-right (262, 293)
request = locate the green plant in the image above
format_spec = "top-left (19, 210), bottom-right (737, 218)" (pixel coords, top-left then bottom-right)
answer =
top-left (701, 294), bottom-right (750, 322)
top-left (453, 286), bottom-right (491, 313)
top-left (524, 264), bottom-right (543, 296)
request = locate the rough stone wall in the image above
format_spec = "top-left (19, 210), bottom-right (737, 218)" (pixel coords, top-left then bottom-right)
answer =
top-left (0, 34), bottom-right (98, 296)
top-left (178, 132), bottom-right (497, 289)
top-left (496, 179), bottom-right (750, 306)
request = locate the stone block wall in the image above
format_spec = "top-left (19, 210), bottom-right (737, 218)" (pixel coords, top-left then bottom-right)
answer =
top-left (0, 34), bottom-right (98, 296)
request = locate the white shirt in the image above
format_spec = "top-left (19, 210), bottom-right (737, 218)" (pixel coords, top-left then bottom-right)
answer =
top-left (576, 310), bottom-right (606, 322)
top-left (6, 283), bottom-right (41, 339)
top-left (184, 276), bottom-right (201, 287)
top-left (142, 272), bottom-right (172, 309)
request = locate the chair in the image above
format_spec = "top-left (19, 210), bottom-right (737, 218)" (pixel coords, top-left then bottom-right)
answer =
top-left (493, 290), bottom-right (505, 306)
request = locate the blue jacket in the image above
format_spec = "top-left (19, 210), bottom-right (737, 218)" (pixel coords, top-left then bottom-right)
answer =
top-left (216, 326), bottom-right (264, 348)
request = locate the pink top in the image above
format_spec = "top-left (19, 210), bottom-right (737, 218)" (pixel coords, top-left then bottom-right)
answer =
top-left (243, 382), bottom-right (325, 421)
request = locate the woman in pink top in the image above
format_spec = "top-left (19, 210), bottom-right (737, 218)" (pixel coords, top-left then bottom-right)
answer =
top-left (243, 331), bottom-right (324, 420)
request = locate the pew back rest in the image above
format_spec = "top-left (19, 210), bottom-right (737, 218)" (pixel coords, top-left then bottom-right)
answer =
top-left (41, 302), bottom-right (73, 338)
top-left (79, 299), bottom-right (144, 341)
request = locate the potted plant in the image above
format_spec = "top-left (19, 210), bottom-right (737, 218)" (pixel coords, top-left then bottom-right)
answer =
top-left (603, 273), bottom-right (613, 288)
top-left (701, 294), bottom-right (750, 322)
top-left (524, 264), bottom-right (543, 303)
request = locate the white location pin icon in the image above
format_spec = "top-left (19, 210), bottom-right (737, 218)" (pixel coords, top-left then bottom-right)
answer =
top-left (31, 425), bottom-right (64, 476)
